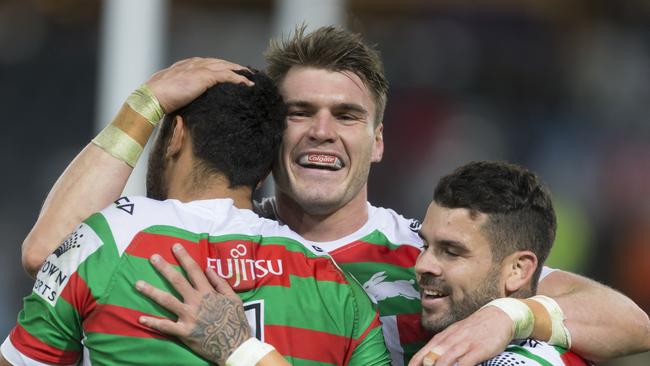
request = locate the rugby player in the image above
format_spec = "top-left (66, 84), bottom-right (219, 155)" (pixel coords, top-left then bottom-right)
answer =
top-left (19, 26), bottom-right (650, 365)
top-left (1, 64), bottom-right (389, 365)
top-left (410, 161), bottom-right (589, 366)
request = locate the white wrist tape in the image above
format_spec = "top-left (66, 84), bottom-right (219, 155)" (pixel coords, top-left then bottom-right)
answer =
top-left (225, 338), bottom-right (275, 366)
top-left (530, 295), bottom-right (571, 349)
top-left (482, 298), bottom-right (534, 339)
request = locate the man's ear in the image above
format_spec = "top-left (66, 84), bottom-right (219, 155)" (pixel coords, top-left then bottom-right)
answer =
top-left (504, 250), bottom-right (538, 295)
top-left (166, 115), bottom-right (186, 159)
top-left (371, 123), bottom-right (384, 163)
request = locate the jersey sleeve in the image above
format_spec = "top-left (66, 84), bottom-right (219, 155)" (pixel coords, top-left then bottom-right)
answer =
top-left (1, 213), bottom-right (119, 366)
top-left (344, 273), bottom-right (391, 366)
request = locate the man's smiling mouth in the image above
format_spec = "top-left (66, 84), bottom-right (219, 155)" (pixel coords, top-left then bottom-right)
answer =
top-left (297, 153), bottom-right (344, 171)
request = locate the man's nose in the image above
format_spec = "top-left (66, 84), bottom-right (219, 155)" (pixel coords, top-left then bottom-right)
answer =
top-left (307, 111), bottom-right (337, 142)
top-left (415, 249), bottom-right (443, 277)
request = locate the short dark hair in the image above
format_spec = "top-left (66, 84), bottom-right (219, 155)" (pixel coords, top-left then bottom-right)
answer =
top-left (265, 25), bottom-right (388, 126)
top-left (433, 161), bottom-right (556, 292)
top-left (156, 70), bottom-right (286, 190)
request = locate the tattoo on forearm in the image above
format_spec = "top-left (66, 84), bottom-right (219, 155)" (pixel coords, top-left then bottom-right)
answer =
top-left (188, 294), bottom-right (250, 364)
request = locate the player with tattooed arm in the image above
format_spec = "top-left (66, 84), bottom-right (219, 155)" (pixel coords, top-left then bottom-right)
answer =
top-left (1, 62), bottom-right (389, 365)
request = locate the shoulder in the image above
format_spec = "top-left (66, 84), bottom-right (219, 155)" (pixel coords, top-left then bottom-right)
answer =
top-left (98, 196), bottom-right (289, 252)
top-left (97, 196), bottom-right (181, 254)
top-left (366, 203), bottom-right (423, 248)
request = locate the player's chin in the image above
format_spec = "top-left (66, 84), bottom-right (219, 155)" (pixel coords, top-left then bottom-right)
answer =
top-left (294, 189), bottom-right (346, 214)
top-left (420, 315), bottom-right (451, 334)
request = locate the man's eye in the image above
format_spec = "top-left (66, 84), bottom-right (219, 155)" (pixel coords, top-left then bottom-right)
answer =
top-left (443, 248), bottom-right (459, 257)
top-left (337, 114), bottom-right (357, 121)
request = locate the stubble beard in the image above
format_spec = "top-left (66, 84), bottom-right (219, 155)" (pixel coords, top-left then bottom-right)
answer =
top-left (146, 137), bottom-right (169, 201)
top-left (421, 267), bottom-right (502, 334)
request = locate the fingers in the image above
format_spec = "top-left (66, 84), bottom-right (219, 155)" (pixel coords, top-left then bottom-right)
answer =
top-left (171, 244), bottom-right (211, 292)
top-left (135, 280), bottom-right (186, 315)
top-left (145, 57), bottom-right (254, 113)
top-left (184, 57), bottom-right (254, 86)
top-left (202, 58), bottom-right (252, 74)
top-left (413, 308), bottom-right (514, 366)
top-left (138, 315), bottom-right (182, 337)
top-left (423, 351), bottom-right (439, 366)
top-left (149, 254), bottom-right (194, 299)
top-left (210, 69), bottom-right (254, 86)
top-left (433, 342), bottom-right (468, 366)
top-left (175, 57), bottom-right (247, 73)
top-left (205, 267), bottom-right (240, 302)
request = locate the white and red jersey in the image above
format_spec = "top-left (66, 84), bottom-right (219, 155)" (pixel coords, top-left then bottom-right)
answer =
top-left (256, 198), bottom-right (428, 365)
top-left (2, 197), bottom-right (390, 366)
top-left (256, 198), bottom-right (559, 365)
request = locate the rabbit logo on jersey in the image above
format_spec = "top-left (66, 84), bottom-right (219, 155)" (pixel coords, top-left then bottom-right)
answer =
top-left (206, 243), bottom-right (283, 289)
top-left (362, 271), bottom-right (420, 304)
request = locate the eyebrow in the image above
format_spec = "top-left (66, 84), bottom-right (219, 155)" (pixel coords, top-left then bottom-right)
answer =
top-left (436, 239), bottom-right (470, 253)
top-left (285, 100), bottom-right (368, 116)
top-left (285, 100), bottom-right (315, 109)
top-left (332, 103), bottom-right (368, 116)
top-left (419, 231), bottom-right (469, 251)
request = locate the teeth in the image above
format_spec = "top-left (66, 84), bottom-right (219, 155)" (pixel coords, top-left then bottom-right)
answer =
top-left (298, 154), bottom-right (343, 169)
top-left (423, 289), bottom-right (444, 297)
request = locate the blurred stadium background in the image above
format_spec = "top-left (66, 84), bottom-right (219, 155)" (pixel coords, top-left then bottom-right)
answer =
top-left (1, 0), bottom-right (648, 364)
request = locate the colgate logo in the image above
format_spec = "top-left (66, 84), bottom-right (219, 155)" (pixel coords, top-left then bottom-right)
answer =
top-left (307, 154), bottom-right (336, 164)
top-left (207, 243), bottom-right (283, 289)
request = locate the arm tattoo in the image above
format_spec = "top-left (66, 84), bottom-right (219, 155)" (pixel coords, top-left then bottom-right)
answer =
top-left (188, 293), bottom-right (251, 365)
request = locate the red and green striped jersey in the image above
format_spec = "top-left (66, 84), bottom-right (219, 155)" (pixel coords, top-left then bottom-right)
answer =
top-left (479, 339), bottom-right (592, 366)
top-left (255, 199), bottom-right (431, 366)
top-left (255, 199), bottom-right (565, 365)
top-left (2, 197), bottom-right (390, 366)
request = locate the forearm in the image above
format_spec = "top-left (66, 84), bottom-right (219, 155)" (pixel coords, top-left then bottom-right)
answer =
top-left (21, 58), bottom-right (252, 277)
top-left (22, 144), bottom-right (133, 276)
top-left (538, 270), bottom-right (650, 361)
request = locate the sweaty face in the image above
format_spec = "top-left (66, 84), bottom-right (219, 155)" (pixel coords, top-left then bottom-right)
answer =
top-left (273, 67), bottom-right (383, 215)
top-left (415, 202), bottom-right (504, 334)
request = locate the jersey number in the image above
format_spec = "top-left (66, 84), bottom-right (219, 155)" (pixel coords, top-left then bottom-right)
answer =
top-left (244, 300), bottom-right (264, 341)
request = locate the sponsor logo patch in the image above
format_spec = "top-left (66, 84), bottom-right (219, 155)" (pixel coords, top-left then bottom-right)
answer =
top-left (53, 231), bottom-right (83, 257)
top-left (206, 242), bottom-right (283, 290)
top-left (34, 224), bottom-right (102, 306)
top-left (307, 154), bottom-right (336, 164)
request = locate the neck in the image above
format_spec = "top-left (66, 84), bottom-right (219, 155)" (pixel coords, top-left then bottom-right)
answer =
top-left (274, 186), bottom-right (369, 242)
top-left (166, 164), bottom-right (253, 210)
top-left (170, 184), bottom-right (253, 210)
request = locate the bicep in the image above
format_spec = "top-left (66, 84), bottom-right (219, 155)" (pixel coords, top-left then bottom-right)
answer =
top-left (22, 143), bottom-right (132, 276)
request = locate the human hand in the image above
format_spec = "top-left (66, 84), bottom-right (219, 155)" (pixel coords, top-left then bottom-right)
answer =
top-left (408, 306), bottom-right (514, 366)
top-left (136, 243), bottom-right (251, 365)
top-left (146, 57), bottom-right (254, 113)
